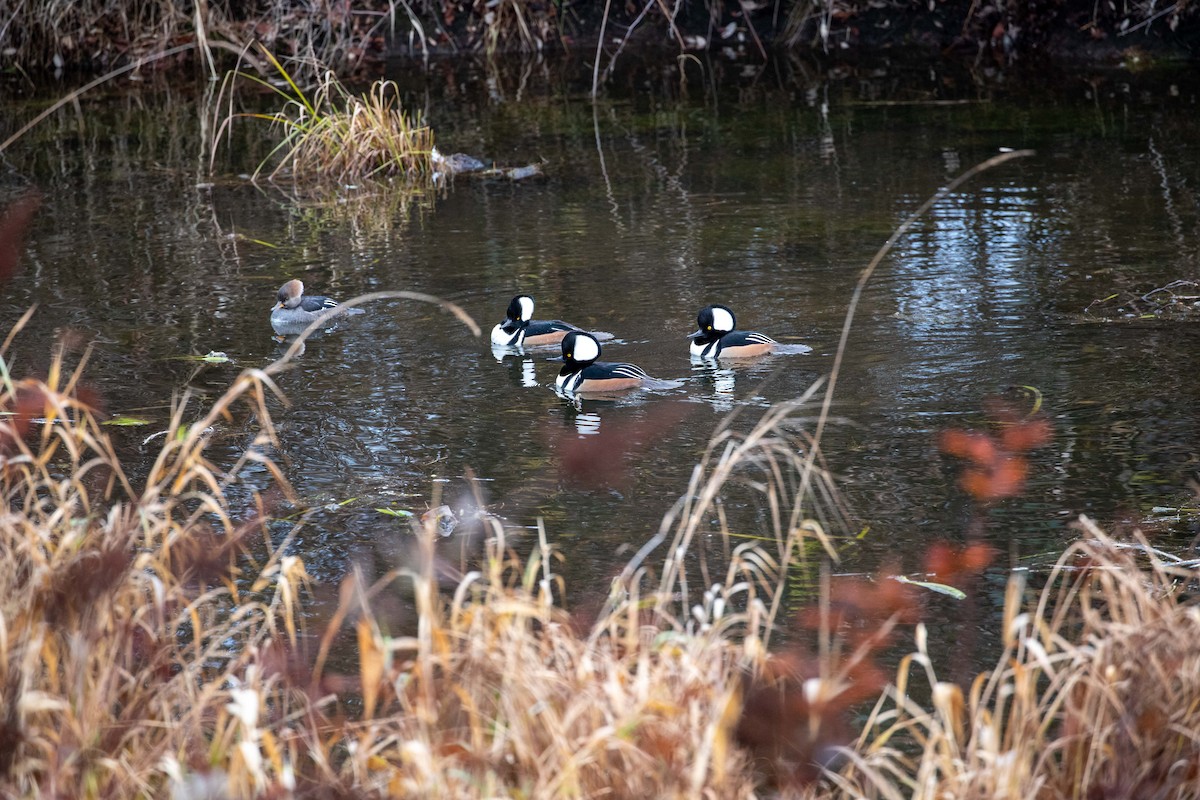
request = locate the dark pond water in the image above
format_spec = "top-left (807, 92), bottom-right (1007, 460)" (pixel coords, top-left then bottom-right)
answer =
top-left (4, 55), bottom-right (1200, 659)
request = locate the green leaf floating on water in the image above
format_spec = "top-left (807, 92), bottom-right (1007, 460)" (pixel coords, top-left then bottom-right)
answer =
top-left (375, 508), bottom-right (414, 518)
top-left (893, 575), bottom-right (967, 600)
top-left (103, 416), bottom-right (152, 426)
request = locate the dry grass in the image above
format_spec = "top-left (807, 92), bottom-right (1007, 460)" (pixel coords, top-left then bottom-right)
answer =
top-left (333, 388), bottom-right (849, 797)
top-left (214, 52), bottom-right (436, 187)
top-left (3, 287), bottom-right (1200, 795)
top-left (6, 0), bottom-right (568, 72)
top-left (7, 0), bottom-right (1197, 77)
top-left (830, 518), bottom-right (1200, 800)
top-left (5, 0), bottom-right (398, 73)
top-left (0, 294), bottom-right (847, 797)
top-left (0, 319), bottom-right (308, 796)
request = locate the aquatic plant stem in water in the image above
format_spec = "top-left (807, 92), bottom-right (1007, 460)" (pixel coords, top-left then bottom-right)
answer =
top-left (0, 43), bottom-right (196, 157)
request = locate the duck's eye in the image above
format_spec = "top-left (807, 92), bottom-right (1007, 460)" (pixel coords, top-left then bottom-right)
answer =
top-left (706, 325), bottom-right (712, 330)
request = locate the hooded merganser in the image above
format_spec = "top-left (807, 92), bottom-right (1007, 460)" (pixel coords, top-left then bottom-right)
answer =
top-left (271, 279), bottom-right (359, 333)
top-left (688, 304), bottom-right (777, 359)
top-left (556, 331), bottom-right (649, 394)
top-left (490, 294), bottom-right (583, 348)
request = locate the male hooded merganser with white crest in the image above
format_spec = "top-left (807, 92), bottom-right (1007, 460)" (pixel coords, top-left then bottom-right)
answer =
top-left (270, 279), bottom-right (360, 334)
top-left (491, 294), bottom-right (583, 348)
top-left (688, 304), bottom-right (777, 359)
top-left (556, 331), bottom-right (649, 394)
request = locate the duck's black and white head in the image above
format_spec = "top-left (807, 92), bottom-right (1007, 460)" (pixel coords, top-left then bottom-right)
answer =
top-left (690, 305), bottom-right (737, 348)
top-left (561, 331), bottom-right (601, 366)
top-left (492, 294), bottom-right (538, 346)
top-left (507, 294), bottom-right (535, 323)
top-left (693, 304), bottom-right (736, 338)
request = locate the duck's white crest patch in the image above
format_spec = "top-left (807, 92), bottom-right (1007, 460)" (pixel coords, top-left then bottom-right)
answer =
top-left (571, 334), bottom-right (601, 362)
top-left (711, 306), bottom-right (735, 332)
top-left (517, 295), bottom-right (535, 321)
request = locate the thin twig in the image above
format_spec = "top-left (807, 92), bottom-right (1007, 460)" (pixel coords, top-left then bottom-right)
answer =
top-left (809, 149), bottom-right (1035, 464)
top-left (772, 149), bottom-right (1036, 634)
top-left (592, 0), bottom-right (615, 98)
top-left (0, 43), bottom-right (196, 156)
top-left (268, 290), bottom-right (481, 373)
top-left (1118, 3), bottom-right (1178, 35)
top-left (600, 0), bottom-right (657, 86)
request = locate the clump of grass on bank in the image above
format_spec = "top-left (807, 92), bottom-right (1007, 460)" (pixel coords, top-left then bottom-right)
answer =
top-left (0, 327), bottom-right (308, 796)
top-left (215, 53), bottom-right (435, 186)
top-left (831, 520), bottom-right (1200, 799)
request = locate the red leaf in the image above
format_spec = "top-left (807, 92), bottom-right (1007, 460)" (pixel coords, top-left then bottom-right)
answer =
top-left (0, 191), bottom-right (40, 283)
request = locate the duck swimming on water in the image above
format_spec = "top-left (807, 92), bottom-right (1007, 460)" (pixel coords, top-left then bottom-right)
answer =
top-left (491, 294), bottom-right (583, 349)
top-left (556, 331), bottom-right (649, 394)
top-left (270, 279), bottom-right (360, 334)
top-left (688, 304), bottom-right (778, 359)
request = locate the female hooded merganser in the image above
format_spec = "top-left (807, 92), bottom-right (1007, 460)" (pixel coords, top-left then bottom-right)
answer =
top-left (491, 294), bottom-right (582, 348)
top-left (556, 331), bottom-right (649, 394)
top-left (271, 279), bottom-right (359, 333)
top-left (688, 304), bottom-right (777, 359)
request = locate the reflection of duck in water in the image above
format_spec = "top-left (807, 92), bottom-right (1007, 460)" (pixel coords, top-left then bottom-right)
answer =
top-left (688, 360), bottom-right (741, 413)
top-left (490, 295), bottom-right (583, 349)
top-left (556, 332), bottom-right (649, 394)
top-left (490, 353), bottom-right (540, 388)
top-left (688, 304), bottom-right (778, 359)
top-left (572, 411), bottom-right (602, 435)
top-left (270, 279), bottom-right (362, 335)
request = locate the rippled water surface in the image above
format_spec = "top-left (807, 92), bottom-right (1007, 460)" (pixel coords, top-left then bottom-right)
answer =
top-left (5, 58), bottom-right (1200, 652)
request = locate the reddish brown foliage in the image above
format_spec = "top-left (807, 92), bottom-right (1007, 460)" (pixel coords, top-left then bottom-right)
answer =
top-left (549, 403), bottom-right (691, 490)
top-left (796, 576), bottom-right (920, 650)
top-left (166, 521), bottom-right (249, 589)
top-left (922, 541), bottom-right (996, 588)
top-left (0, 192), bottom-right (39, 284)
top-left (0, 670), bottom-right (22, 777)
top-left (739, 578), bottom-right (921, 788)
top-left (42, 533), bottom-right (134, 626)
top-left (938, 401), bottom-right (1051, 503)
top-left (737, 650), bottom-right (852, 785)
top-left (0, 384), bottom-right (47, 456)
